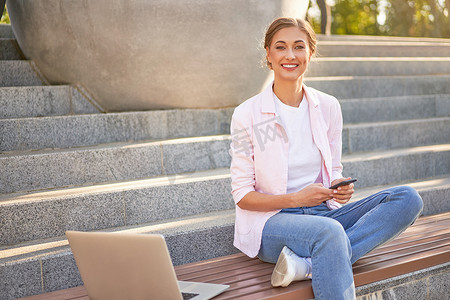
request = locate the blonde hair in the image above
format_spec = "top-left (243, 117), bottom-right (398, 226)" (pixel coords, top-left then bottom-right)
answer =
top-left (264, 17), bottom-right (317, 69)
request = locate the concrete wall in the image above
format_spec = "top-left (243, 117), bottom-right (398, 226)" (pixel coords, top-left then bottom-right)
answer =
top-left (7, 0), bottom-right (308, 111)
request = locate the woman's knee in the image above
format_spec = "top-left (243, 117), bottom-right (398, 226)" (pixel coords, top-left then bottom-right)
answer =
top-left (394, 186), bottom-right (423, 216)
top-left (313, 218), bottom-right (351, 255)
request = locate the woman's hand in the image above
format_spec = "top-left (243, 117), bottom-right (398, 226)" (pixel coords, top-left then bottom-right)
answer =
top-left (291, 183), bottom-right (334, 207)
top-left (237, 180), bottom-right (353, 212)
top-left (330, 177), bottom-right (355, 204)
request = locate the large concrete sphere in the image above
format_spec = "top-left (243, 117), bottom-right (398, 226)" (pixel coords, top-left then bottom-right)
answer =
top-left (7, 0), bottom-right (308, 111)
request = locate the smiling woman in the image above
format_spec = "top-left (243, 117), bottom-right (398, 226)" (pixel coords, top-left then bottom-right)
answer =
top-left (266, 27), bottom-right (312, 106)
top-left (264, 18), bottom-right (317, 70)
top-left (229, 17), bottom-right (424, 300)
top-left (264, 19), bottom-right (317, 107)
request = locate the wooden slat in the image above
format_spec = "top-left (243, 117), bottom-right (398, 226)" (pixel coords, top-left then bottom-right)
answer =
top-left (180, 263), bottom-right (273, 283)
top-left (393, 220), bottom-right (450, 237)
top-left (412, 211), bottom-right (450, 224)
top-left (354, 239), bottom-right (449, 268)
top-left (214, 280), bottom-right (279, 299)
top-left (193, 265), bottom-right (274, 284)
top-left (175, 253), bottom-right (247, 274)
top-left (219, 266), bottom-right (271, 285)
top-left (384, 220), bottom-right (450, 242)
top-left (354, 246), bottom-right (450, 286)
top-left (359, 234), bottom-right (449, 260)
top-left (367, 228), bottom-right (450, 252)
top-left (176, 257), bottom-right (269, 281)
top-left (19, 213), bottom-right (450, 300)
top-left (216, 280), bottom-right (314, 300)
top-left (387, 220), bottom-right (450, 239)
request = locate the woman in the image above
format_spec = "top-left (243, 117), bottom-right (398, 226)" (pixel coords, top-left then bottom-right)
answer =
top-left (229, 17), bottom-right (423, 300)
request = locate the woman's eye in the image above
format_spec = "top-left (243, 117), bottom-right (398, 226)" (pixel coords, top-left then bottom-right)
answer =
top-left (276, 46), bottom-right (285, 50)
top-left (295, 46), bottom-right (304, 50)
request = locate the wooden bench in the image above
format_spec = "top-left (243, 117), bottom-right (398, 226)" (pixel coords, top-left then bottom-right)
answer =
top-left (21, 212), bottom-right (450, 300)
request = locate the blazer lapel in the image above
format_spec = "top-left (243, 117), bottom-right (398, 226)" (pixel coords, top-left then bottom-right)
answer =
top-left (304, 85), bottom-right (332, 183)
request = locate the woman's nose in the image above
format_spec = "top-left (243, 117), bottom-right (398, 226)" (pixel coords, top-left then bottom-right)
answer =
top-left (285, 49), bottom-right (295, 59)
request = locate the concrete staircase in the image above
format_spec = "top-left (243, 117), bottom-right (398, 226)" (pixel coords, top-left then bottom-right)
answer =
top-left (1, 23), bottom-right (449, 299)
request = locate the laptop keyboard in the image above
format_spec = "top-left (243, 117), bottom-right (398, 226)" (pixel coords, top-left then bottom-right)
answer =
top-left (182, 292), bottom-right (200, 300)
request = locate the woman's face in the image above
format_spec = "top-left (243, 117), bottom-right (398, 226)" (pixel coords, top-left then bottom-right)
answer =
top-left (266, 26), bottom-right (312, 83)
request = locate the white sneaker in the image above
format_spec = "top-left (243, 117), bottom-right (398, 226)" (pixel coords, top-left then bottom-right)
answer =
top-left (271, 246), bottom-right (312, 287)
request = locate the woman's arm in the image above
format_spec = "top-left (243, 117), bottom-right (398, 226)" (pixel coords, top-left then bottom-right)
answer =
top-left (237, 184), bottom-right (335, 212)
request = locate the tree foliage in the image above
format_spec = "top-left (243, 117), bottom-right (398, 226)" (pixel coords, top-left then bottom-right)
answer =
top-left (308, 0), bottom-right (450, 38)
top-left (332, 0), bottom-right (381, 35)
top-left (385, 0), bottom-right (450, 37)
top-left (1, 5), bottom-right (10, 24)
top-left (306, 0), bottom-right (323, 34)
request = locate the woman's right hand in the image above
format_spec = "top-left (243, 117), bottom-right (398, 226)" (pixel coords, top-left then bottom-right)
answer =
top-left (291, 183), bottom-right (334, 207)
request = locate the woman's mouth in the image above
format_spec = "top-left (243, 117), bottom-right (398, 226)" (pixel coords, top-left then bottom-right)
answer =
top-left (281, 64), bottom-right (299, 70)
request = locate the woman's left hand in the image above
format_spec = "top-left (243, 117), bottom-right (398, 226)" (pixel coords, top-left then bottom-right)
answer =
top-left (330, 177), bottom-right (355, 204)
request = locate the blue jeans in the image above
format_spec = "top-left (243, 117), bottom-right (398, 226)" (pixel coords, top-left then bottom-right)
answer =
top-left (258, 186), bottom-right (423, 300)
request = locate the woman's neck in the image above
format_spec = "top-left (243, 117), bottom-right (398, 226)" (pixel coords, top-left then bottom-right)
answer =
top-left (272, 78), bottom-right (304, 107)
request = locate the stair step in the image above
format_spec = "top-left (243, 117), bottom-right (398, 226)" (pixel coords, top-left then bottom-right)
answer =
top-left (0, 85), bottom-right (99, 119)
top-left (0, 24), bottom-right (14, 39)
top-left (1, 142), bottom-right (449, 244)
top-left (340, 94), bottom-right (450, 124)
top-left (343, 117), bottom-right (450, 154)
top-left (0, 91), bottom-right (448, 149)
top-left (342, 144), bottom-right (450, 188)
top-left (304, 74), bottom-right (450, 99)
top-left (317, 34), bottom-right (450, 43)
top-left (0, 108), bottom-right (233, 151)
top-left (0, 38), bottom-right (23, 60)
top-left (316, 41), bottom-right (450, 57)
top-left (0, 135), bottom-right (232, 194)
top-left (351, 176), bottom-right (450, 217)
top-left (0, 61), bottom-right (44, 86)
top-left (2, 120), bottom-right (449, 193)
top-left (0, 168), bottom-right (233, 245)
top-left (307, 57), bottom-right (450, 76)
top-left (1, 178), bottom-right (448, 299)
top-left (1, 101), bottom-right (448, 152)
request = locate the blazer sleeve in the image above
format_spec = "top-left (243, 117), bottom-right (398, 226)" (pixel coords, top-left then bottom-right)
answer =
top-left (229, 108), bottom-right (256, 204)
top-left (328, 98), bottom-right (344, 182)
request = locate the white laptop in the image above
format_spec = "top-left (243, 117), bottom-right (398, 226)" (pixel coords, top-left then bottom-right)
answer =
top-left (66, 231), bottom-right (229, 300)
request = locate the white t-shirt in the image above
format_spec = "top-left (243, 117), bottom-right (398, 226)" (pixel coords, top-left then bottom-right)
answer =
top-left (274, 93), bottom-right (322, 194)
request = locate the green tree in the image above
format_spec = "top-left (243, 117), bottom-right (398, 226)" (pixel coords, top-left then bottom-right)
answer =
top-left (306, 0), bottom-right (323, 34)
top-left (383, 1), bottom-right (416, 36)
top-left (384, 0), bottom-right (450, 38)
top-left (308, 0), bottom-right (450, 38)
top-left (1, 5), bottom-right (10, 24)
top-left (331, 0), bottom-right (381, 35)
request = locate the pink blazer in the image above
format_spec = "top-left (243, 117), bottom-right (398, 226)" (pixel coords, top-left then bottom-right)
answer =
top-left (229, 82), bottom-right (344, 258)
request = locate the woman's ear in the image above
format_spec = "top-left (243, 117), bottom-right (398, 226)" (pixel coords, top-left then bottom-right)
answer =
top-left (265, 47), bottom-right (271, 64)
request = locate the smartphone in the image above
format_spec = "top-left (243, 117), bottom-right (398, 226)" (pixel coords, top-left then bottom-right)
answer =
top-left (329, 178), bottom-right (357, 189)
